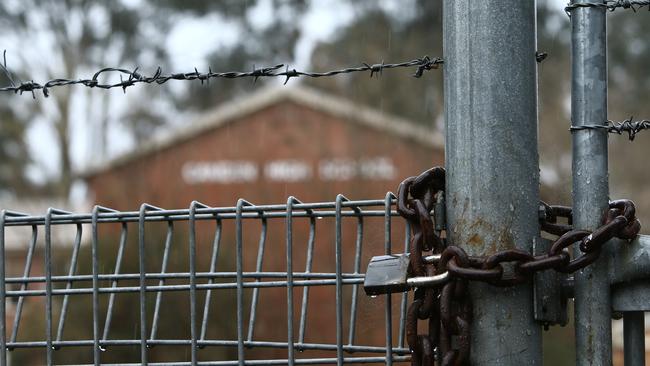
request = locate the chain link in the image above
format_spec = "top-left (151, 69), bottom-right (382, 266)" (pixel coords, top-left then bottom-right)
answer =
top-left (398, 167), bottom-right (470, 366)
top-left (397, 167), bottom-right (641, 365)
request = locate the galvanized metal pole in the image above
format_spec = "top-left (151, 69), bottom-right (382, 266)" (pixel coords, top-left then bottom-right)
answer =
top-left (443, 1), bottom-right (542, 364)
top-left (570, 1), bottom-right (611, 364)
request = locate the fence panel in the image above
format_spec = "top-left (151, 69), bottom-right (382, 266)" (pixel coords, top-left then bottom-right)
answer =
top-left (0, 197), bottom-right (412, 365)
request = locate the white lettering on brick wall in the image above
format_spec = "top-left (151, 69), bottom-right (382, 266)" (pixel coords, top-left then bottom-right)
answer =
top-left (359, 157), bottom-right (396, 180)
top-left (318, 158), bottom-right (357, 181)
top-left (319, 157), bottom-right (395, 181)
top-left (182, 161), bottom-right (258, 184)
top-left (264, 160), bottom-right (312, 182)
top-left (182, 157), bottom-right (395, 184)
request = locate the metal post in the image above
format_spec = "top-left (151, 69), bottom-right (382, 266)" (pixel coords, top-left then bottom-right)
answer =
top-left (570, 1), bottom-right (611, 364)
top-left (623, 312), bottom-right (646, 366)
top-left (443, 1), bottom-right (542, 364)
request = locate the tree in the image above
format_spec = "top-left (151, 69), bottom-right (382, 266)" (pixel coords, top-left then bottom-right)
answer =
top-left (166, 0), bottom-right (308, 111)
top-left (0, 103), bottom-right (31, 196)
top-left (0, 0), bottom-right (307, 197)
top-left (306, 1), bottom-right (611, 205)
top-left (607, 10), bottom-right (650, 225)
top-left (307, 1), bottom-right (444, 125)
top-left (0, 0), bottom-right (166, 196)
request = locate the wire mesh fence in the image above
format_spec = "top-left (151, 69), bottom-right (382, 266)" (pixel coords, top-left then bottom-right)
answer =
top-left (0, 194), bottom-right (414, 365)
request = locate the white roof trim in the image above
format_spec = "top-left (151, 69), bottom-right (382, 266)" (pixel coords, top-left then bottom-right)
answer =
top-left (80, 85), bottom-right (443, 178)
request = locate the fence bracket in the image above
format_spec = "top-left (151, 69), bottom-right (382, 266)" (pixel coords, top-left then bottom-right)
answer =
top-left (609, 234), bottom-right (650, 284)
top-left (609, 234), bottom-right (650, 312)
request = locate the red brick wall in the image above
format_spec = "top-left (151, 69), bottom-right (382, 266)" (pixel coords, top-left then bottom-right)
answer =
top-left (84, 100), bottom-right (443, 361)
top-left (87, 101), bottom-right (441, 209)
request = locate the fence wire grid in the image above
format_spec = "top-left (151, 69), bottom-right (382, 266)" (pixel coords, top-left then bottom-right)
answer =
top-left (0, 195), bottom-right (415, 366)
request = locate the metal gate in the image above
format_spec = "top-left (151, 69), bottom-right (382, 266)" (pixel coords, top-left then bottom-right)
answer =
top-left (1, 0), bottom-right (650, 365)
top-left (0, 197), bottom-right (415, 365)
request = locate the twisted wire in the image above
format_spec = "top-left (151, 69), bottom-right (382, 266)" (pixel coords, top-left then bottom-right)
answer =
top-left (565, 0), bottom-right (650, 14)
top-left (0, 51), bottom-right (443, 98)
top-left (570, 118), bottom-right (650, 140)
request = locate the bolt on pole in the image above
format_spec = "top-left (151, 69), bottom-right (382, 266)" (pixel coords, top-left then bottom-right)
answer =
top-left (570, 1), bottom-right (611, 365)
top-left (443, 0), bottom-right (542, 364)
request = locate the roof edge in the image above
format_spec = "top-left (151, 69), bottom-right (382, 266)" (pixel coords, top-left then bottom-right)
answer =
top-left (78, 85), bottom-right (443, 179)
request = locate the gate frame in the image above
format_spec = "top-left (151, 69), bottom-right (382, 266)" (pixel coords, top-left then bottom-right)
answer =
top-left (570, 1), bottom-right (612, 365)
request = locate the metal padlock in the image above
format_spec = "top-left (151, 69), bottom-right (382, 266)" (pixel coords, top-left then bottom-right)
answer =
top-left (363, 253), bottom-right (449, 296)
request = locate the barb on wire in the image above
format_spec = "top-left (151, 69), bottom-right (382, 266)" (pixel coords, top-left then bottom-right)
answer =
top-left (0, 51), bottom-right (443, 98)
top-left (565, 0), bottom-right (650, 15)
top-left (570, 117), bottom-right (650, 140)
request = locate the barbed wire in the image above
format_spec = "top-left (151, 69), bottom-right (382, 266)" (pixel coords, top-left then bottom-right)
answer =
top-left (0, 51), bottom-right (443, 98)
top-left (570, 118), bottom-right (650, 140)
top-left (565, 0), bottom-right (650, 14)
top-left (535, 51), bottom-right (549, 63)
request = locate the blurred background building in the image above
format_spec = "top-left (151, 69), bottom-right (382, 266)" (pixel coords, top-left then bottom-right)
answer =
top-left (0, 0), bottom-right (648, 364)
top-left (81, 86), bottom-right (443, 209)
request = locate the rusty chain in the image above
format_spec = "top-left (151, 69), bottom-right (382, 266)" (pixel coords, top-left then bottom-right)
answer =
top-left (398, 167), bottom-right (470, 366)
top-left (397, 167), bottom-right (641, 365)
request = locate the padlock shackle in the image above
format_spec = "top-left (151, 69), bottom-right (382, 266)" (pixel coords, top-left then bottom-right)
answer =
top-left (406, 271), bottom-right (450, 288)
top-left (423, 254), bottom-right (441, 264)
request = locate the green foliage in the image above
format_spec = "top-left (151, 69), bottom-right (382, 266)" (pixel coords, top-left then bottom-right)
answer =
top-left (308, 1), bottom-right (443, 125)
top-left (172, 0), bottom-right (308, 110)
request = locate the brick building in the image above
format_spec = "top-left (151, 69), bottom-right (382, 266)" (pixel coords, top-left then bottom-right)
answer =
top-left (82, 86), bottom-right (443, 208)
top-left (77, 86), bottom-right (444, 362)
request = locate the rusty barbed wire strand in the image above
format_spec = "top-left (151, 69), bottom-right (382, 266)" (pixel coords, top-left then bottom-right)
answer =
top-left (570, 118), bottom-right (650, 140)
top-left (565, 0), bottom-right (650, 14)
top-left (0, 50), bottom-right (443, 98)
